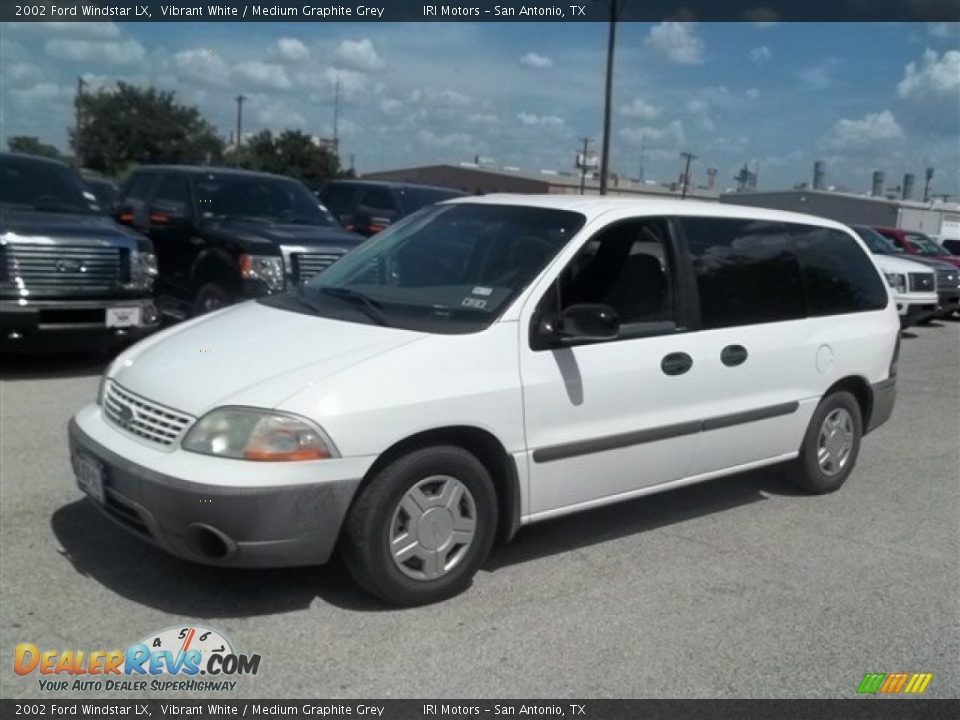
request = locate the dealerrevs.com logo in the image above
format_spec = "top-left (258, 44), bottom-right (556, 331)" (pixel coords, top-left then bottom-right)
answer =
top-left (14, 626), bottom-right (261, 692)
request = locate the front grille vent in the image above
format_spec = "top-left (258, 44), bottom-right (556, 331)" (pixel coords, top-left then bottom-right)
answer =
top-left (102, 380), bottom-right (194, 447)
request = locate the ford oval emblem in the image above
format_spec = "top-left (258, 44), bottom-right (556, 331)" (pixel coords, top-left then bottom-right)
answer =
top-left (56, 259), bottom-right (84, 273)
top-left (116, 404), bottom-right (135, 423)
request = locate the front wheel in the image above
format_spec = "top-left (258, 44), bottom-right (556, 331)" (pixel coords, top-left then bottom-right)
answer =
top-left (340, 446), bottom-right (498, 606)
top-left (193, 283), bottom-right (234, 316)
top-left (788, 391), bottom-right (863, 494)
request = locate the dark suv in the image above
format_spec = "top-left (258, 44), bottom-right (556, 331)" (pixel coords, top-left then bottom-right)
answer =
top-left (0, 153), bottom-right (160, 352)
top-left (114, 166), bottom-right (363, 318)
top-left (318, 180), bottom-right (467, 236)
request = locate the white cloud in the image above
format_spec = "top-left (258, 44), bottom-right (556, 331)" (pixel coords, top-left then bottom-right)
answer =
top-left (644, 22), bottom-right (704, 65)
top-left (745, 87), bottom-right (761, 99)
top-left (621, 98), bottom-right (661, 120)
top-left (235, 61), bottom-right (292, 90)
top-left (1, 61), bottom-right (42, 85)
top-left (825, 110), bottom-right (904, 149)
top-left (416, 129), bottom-right (479, 151)
top-left (173, 49), bottom-right (231, 87)
top-left (44, 38), bottom-right (145, 66)
top-left (333, 38), bottom-right (385, 72)
top-left (619, 120), bottom-right (686, 147)
top-left (378, 97), bottom-right (403, 115)
top-left (276, 38), bottom-right (310, 62)
top-left (750, 46), bottom-right (772, 65)
top-left (686, 99), bottom-right (716, 133)
top-left (517, 112), bottom-right (565, 128)
top-left (798, 59), bottom-right (838, 90)
top-left (7, 21), bottom-right (122, 39)
top-left (897, 49), bottom-right (960, 100)
top-left (467, 113), bottom-right (499, 125)
top-left (519, 52), bottom-right (552, 70)
top-left (409, 87), bottom-right (473, 108)
top-left (927, 22), bottom-right (960, 39)
top-left (10, 83), bottom-right (74, 110)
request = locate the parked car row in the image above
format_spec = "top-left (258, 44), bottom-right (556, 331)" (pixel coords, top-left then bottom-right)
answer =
top-left (3, 151), bottom-right (959, 354)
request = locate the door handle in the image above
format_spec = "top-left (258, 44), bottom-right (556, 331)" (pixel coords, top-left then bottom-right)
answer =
top-left (661, 352), bottom-right (693, 376)
top-left (721, 344), bottom-right (749, 367)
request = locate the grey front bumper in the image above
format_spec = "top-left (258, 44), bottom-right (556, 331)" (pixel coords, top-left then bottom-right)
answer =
top-left (68, 419), bottom-right (361, 568)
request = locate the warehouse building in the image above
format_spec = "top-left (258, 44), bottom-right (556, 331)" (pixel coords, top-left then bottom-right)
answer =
top-left (362, 163), bottom-right (720, 201)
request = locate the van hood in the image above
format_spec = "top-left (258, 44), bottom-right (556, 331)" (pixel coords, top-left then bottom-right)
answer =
top-left (110, 301), bottom-right (426, 416)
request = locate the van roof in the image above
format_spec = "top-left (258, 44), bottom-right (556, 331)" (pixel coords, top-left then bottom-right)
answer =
top-left (445, 193), bottom-right (852, 231)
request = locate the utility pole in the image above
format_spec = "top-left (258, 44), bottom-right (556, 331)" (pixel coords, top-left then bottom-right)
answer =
top-left (577, 137), bottom-right (592, 195)
top-left (599, 0), bottom-right (620, 195)
top-left (235, 94), bottom-right (246, 148)
top-left (332, 76), bottom-right (342, 164)
top-left (74, 76), bottom-right (86, 169)
top-left (638, 138), bottom-right (647, 182)
top-left (680, 151), bottom-right (697, 199)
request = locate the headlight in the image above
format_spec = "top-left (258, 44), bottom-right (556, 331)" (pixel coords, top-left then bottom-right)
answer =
top-left (884, 273), bottom-right (906, 292)
top-left (126, 250), bottom-right (158, 290)
top-left (182, 407), bottom-right (338, 461)
top-left (240, 254), bottom-right (285, 292)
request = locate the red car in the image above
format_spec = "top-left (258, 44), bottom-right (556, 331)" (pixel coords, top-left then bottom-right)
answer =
top-left (873, 226), bottom-right (960, 269)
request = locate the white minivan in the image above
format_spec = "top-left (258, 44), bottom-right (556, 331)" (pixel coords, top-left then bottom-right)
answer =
top-left (70, 197), bottom-right (900, 605)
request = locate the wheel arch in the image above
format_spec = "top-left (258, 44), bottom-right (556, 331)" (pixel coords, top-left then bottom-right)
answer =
top-left (358, 426), bottom-right (523, 544)
top-left (191, 249), bottom-right (240, 292)
top-left (824, 375), bottom-right (873, 430)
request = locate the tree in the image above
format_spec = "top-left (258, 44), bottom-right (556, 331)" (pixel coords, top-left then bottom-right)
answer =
top-left (71, 82), bottom-right (224, 176)
top-left (224, 129), bottom-right (340, 188)
top-left (7, 136), bottom-right (61, 159)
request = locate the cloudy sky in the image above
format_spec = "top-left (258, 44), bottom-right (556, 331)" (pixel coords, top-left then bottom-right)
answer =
top-left (1, 20), bottom-right (958, 195)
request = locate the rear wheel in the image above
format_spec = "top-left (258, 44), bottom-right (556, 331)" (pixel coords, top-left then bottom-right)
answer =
top-left (788, 391), bottom-right (863, 494)
top-left (193, 283), bottom-right (233, 316)
top-left (340, 445), bottom-right (497, 606)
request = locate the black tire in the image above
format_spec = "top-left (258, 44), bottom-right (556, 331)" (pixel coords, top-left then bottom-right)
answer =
top-left (340, 445), bottom-right (498, 606)
top-left (193, 283), bottom-right (233, 316)
top-left (788, 390), bottom-right (863, 494)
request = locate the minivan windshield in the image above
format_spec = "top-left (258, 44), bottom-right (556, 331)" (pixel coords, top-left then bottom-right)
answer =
top-left (905, 233), bottom-right (947, 256)
top-left (277, 203), bottom-right (585, 333)
top-left (852, 226), bottom-right (903, 255)
top-left (0, 155), bottom-right (99, 215)
top-left (193, 174), bottom-right (336, 226)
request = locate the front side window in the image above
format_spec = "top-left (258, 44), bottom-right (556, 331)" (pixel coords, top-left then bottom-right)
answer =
top-left (193, 174), bottom-right (334, 226)
top-left (0, 156), bottom-right (98, 215)
top-left (151, 175), bottom-right (192, 217)
top-left (272, 203), bottom-right (584, 333)
top-left (552, 218), bottom-right (677, 329)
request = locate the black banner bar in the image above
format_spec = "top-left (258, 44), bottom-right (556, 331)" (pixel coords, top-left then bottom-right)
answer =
top-left (2, 0), bottom-right (960, 23)
top-left (2, 700), bottom-right (960, 720)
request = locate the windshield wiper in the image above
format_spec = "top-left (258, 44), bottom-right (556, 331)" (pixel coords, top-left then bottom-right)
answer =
top-left (315, 286), bottom-right (389, 326)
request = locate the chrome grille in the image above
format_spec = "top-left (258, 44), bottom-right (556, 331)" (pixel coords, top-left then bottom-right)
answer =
top-left (908, 272), bottom-right (935, 292)
top-left (293, 252), bottom-right (344, 284)
top-left (103, 381), bottom-right (194, 447)
top-left (2, 244), bottom-right (124, 291)
top-left (936, 269), bottom-right (958, 291)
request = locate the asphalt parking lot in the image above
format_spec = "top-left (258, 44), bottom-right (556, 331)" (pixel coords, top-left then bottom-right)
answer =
top-left (1, 320), bottom-right (958, 700)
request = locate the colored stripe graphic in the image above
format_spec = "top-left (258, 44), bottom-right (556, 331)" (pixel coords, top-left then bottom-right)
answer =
top-left (857, 672), bottom-right (932, 694)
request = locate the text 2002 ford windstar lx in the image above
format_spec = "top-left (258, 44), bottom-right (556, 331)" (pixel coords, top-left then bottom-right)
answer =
top-left (70, 196), bottom-right (900, 605)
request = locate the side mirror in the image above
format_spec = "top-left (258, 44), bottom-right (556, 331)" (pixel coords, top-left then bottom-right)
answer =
top-left (540, 303), bottom-right (620, 345)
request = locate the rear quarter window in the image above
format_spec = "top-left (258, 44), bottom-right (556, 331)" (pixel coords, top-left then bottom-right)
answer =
top-left (680, 218), bottom-right (887, 329)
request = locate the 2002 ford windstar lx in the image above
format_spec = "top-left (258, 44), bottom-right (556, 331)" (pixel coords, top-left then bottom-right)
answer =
top-left (69, 196), bottom-right (900, 605)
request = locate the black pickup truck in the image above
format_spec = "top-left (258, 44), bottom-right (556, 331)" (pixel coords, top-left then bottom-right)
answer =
top-left (113, 166), bottom-right (364, 318)
top-left (0, 153), bottom-right (160, 352)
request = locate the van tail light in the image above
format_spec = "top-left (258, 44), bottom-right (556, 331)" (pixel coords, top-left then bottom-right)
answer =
top-left (117, 212), bottom-right (134, 224)
top-left (889, 334), bottom-right (901, 378)
top-left (149, 211), bottom-right (169, 225)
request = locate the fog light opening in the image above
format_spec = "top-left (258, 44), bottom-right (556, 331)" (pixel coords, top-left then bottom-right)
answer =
top-left (186, 524), bottom-right (233, 560)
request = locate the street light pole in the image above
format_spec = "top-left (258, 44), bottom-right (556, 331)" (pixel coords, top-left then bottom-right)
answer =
top-left (74, 76), bottom-right (86, 169)
top-left (235, 94), bottom-right (246, 148)
top-left (599, 0), bottom-right (619, 195)
top-left (680, 151), bottom-right (697, 199)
